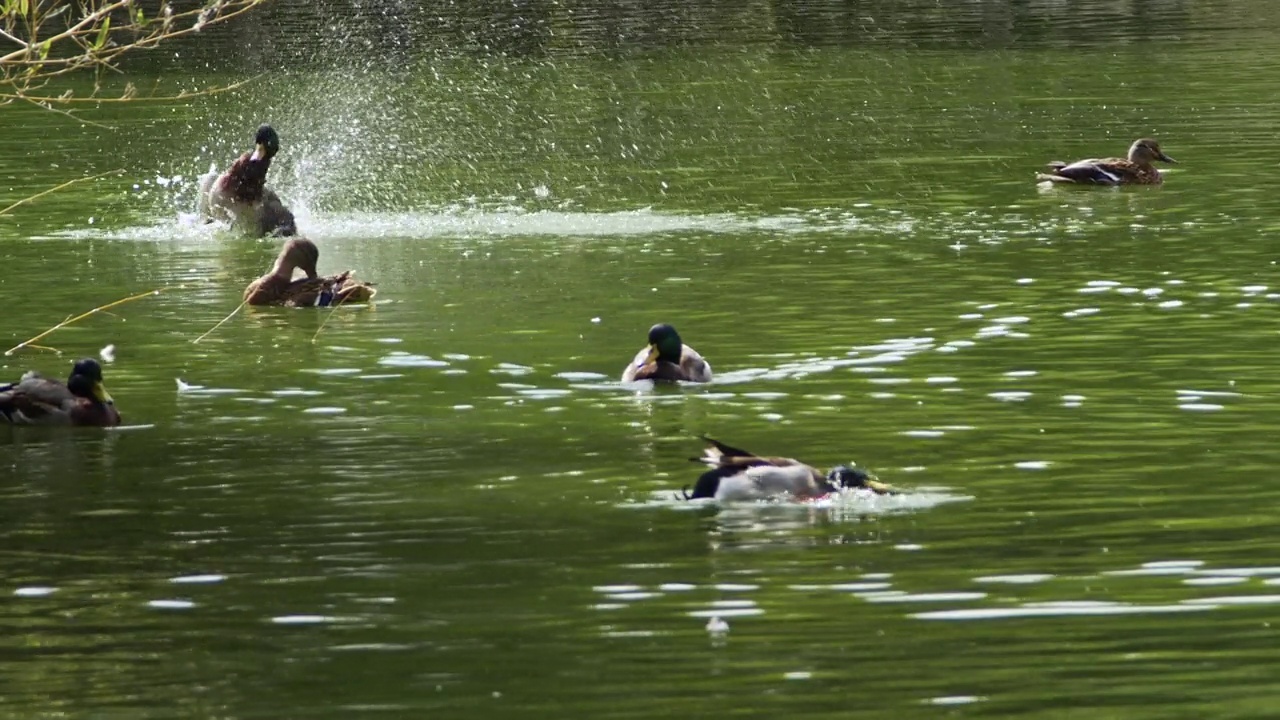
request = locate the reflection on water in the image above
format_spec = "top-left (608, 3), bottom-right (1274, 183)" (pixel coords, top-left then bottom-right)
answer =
top-left (592, 555), bottom-right (1280, 627)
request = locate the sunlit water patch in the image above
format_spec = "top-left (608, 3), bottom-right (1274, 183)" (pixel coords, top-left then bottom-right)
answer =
top-left (631, 488), bottom-right (971, 517)
top-left (50, 204), bottom-right (922, 244)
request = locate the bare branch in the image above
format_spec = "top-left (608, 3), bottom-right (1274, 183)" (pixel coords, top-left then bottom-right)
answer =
top-left (0, 73), bottom-right (262, 103)
top-left (0, 26), bottom-right (27, 48)
top-left (2, 0), bottom-right (272, 113)
top-left (21, 94), bottom-right (117, 127)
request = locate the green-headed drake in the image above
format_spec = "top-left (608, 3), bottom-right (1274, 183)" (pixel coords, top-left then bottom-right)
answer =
top-left (0, 358), bottom-right (121, 426)
top-left (1036, 138), bottom-right (1176, 186)
top-left (621, 323), bottom-right (712, 383)
top-left (682, 436), bottom-right (894, 502)
top-left (197, 124), bottom-right (297, 237)
top-left (244, 238), bottom-right (375, 307)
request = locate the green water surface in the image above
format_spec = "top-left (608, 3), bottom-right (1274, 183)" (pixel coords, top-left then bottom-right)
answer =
top-left (5, 1), bottom-right (1280, 717)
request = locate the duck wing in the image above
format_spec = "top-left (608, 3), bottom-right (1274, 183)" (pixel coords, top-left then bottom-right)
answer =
top-left (1040, 157), bottom-right (1129, 185)
top-left (332, 277), bottom-right (376, 305)
top-left (0, 375), bottom-right (77, 424)
top-left (743, 464), bottom-right (827, 498)
top-left (282, 276), bottom-right (343, 307)
top-left (285, 273), bottom-right (376, 307)
top-left (245, 272), bottom-right (370, 307)
top-left (679, 345), bottom-right (713, 382)
top-left (686, 462), bottom-right (826, 501)
top-left (256, 189), bottom-right (297, 237)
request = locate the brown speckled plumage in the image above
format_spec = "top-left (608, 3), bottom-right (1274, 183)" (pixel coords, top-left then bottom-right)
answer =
top-left (244, 238), bottom-right (376, 307)
top-left (1036, 138), bottom-right (1176, 186)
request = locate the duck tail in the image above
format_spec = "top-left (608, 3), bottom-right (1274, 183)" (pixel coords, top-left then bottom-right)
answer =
top-left (1035, 172), bottom-right (1075, 184)
top-left (698, 435), bottom-right (755, 461)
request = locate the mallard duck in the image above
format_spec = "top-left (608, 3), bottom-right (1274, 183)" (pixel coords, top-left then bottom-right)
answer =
top-left (197, 124), bottom-right (297, 237)
top-left (1036, 138), bottom-right (1176, 185)
top-left (681, 436), bottom-right (894, 501)
top-left (0, 358), bottom-right (120, 426)
top-left (244, 238), bottom-right (376, 307)
top-left (621, 323), bottom-right (712, 383)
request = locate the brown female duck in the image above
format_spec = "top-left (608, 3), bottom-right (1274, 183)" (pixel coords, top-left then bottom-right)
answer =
top-left (0, 358), bottom-right (121, 426)
top-left (621, 323), bottom-right (712, 383)
top-left (682, 436), bottom-right (894, 501)
top-left (1036, 138), bottom-right (1176, 186)
top-left (197, 124), bottom-right (297, 237)
top-left (244, 238), bottom-right (375, 307)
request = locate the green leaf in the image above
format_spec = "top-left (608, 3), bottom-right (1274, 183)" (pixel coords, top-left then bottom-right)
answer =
top-left (93, 16), bottom-right (110, 50)
top-left (17, 0), bottom-right (28, 17)
top-left (37, 39), bottom-right (49, 59)
top-left (135, 6), bottom-right (145, 24)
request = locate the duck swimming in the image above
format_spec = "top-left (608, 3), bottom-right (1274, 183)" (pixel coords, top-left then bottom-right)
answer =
top-left (1036, 138), bottom-right (1176, 186)
top-left (682, 436), bottom-right (893, 502)
top-left (0, 358), bottom-right (120, 426)
top-left (197, 124), bottom-right (297, 237)
top-left (621, 323), bottom-right (712, 383)
top-left (244, 238), bottom-right (376, 307)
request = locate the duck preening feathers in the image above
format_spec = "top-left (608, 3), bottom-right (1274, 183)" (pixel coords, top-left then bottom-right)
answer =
top-left (682, 436), bottom-right (893, 502)
top-left (621, 323), bottom-right (712, 383)
top-left (244, 238), bottom-right (375, 307)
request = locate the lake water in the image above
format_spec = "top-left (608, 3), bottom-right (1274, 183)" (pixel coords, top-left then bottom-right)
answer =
top-left (5, 0), bottom-right (1280, 716)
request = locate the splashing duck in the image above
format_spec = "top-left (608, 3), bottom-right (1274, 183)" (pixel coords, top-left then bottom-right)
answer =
top-left (621, 323), bottom-right (712, 383)
top-left (197, 124), bottom-right (297, 236)
top-left (0, 358), bottom-right (121, 426)
top-left (1036, 138), bottom-right (1176, 186)
top-left (681, 436), bottom-right (894, 501)
top-left (244, 238), bottom-right (375, 307)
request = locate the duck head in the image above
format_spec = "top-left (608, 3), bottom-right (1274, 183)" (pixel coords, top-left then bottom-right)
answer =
top-left (826, 465), bottom-right (895, 495)
top-left (66, 358), bottom-right (113, 406)
top-left (640, 323), bottom-right (684, 366)
top-left (250, 124), bottom-right (281, 162)
top-left (1128, 138), bottom-right (1175, 165)
top-left (275, 238), bottom-right (320, 279)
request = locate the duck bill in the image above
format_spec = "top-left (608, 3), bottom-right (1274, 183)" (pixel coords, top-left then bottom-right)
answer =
top-left (1157, 152), bottom-right (1176, 163)
top-left (92, 381), bottom-right (114, 406)
top-left (638, 344), bottom-right (659, 367)
top-left (865, 479), bottom-right (896, 495)
top-left (250, 143), bottom-right (268, 162)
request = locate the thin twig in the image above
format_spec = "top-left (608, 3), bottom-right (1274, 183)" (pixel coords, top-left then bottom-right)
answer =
top-left (4, 288), bottom-right (161, 356)
top-left (0, 0), bottom-right (131, 66)
top-left (1, 74), bottom-right (262, 104)
top-left (0, 168), bottom-right (124, 216)
top-left (21, 95), bottom-right (116, 128)
top-left (2, 0), bottom-right (269, 105)
top-left (0, 27), bottom-right (28, 48)
top-left (193, 299), bottom-right (248, 344)
top-left (311, 290), bottom-right (349, 344)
